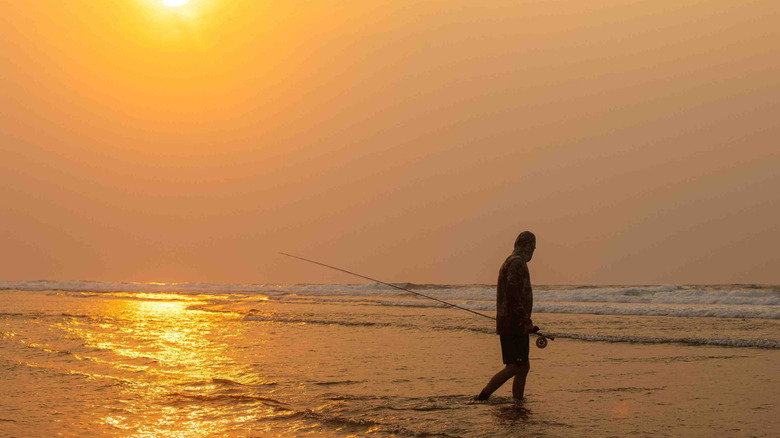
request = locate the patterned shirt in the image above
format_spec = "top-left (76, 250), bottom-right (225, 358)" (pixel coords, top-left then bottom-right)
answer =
top-left (496, 254), bottom-right (533, 335)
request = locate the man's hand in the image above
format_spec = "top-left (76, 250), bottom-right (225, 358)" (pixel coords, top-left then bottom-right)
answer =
top-left (524, 321), bottom-right (538, 334)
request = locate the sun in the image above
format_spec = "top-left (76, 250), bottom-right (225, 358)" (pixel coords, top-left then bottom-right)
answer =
top-left (162, 0), bottom-right (190, 7)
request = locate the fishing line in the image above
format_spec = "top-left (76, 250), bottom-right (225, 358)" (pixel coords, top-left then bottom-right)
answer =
top-left (279, 252), bottom-right (496, 321)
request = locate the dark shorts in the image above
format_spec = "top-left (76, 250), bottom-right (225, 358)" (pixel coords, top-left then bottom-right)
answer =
top-left (500, 334), bottom-right (529, 364)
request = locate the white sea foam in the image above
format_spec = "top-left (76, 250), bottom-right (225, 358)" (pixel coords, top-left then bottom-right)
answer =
top-left (2, 281), bottom-right (777, 319)
top-left (534, 302), bottom-right (780, 319)
top-left (238, 313), bottom-right (779, 349)
top-left (536, 285), bottom-right (779, 306)
top-left (554, 333), bottom-right (779, 349)
top-left (362, 299), bottom-right (779, 319)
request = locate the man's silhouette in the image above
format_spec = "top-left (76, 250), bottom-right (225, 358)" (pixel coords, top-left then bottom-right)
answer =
top-left (476, 231), bottom-right (536, 401)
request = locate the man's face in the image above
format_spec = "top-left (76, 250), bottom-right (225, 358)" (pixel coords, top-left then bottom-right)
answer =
top-left (525, 245), bottom-right (536, 262)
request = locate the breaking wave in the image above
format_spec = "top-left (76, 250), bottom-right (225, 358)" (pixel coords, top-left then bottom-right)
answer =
top-left (239, 313), bottom-right (779, 349)
top-left (553, 333), bottom-right (779, 349)
top-left (2, 281), bottom-right (777, 319)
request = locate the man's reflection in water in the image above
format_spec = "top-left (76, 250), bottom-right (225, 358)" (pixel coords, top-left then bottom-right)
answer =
top-left (493, 402), bottom-right (531, 424)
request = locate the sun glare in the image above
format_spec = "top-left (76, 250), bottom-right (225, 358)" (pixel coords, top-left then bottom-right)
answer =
top-left (162, 0), bottom-right (190, 7)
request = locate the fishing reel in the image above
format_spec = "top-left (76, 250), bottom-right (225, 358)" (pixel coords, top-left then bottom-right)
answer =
top-left (530, 326), bottom-right (555, 349)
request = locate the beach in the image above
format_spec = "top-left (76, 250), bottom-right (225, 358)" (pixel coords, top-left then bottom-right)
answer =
top-left (1, 283), bottom-right (778, 437)
top-left (3, 1), bottom-right (779, 436)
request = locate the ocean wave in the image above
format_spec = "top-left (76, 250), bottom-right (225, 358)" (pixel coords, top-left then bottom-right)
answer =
top-left (259, 409), bottom-right (457, 437)
top-left (554, 333), bottom-right (779, 349)
top-left (537, 285), bottom-right (779, 306)
top-left (0, 280), bottom-right (271, 295)
top-left (240, 314), bottom-right (778, 349)
top-left (370, 299), bottom-right (780, 319)
top-left (242, 313), bottom-right (401, 328)
top-left (164, 392), bottom-right (288, 408)
top-left (313, 380), bottom-right (364, 386)
top-left (3, 281), bottom-right (778, 302)
top-left (4, 281), bottom-right (777, 319)
top-left (533, 302), bottom-right (780, 319)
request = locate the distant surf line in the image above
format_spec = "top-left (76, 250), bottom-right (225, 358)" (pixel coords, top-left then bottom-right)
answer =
top-left (278, 252), bottom-right (497, 321)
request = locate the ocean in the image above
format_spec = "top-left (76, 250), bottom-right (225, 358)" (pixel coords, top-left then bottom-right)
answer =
top-left (1, 281), bottom-right (778, 437)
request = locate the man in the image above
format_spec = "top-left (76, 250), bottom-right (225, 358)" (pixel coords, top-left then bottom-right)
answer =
top-left (475, 231), bottom-right (536, 401)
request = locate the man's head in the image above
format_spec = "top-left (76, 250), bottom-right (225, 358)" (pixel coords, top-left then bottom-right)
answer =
top-left (513, 231), bottom-right (536, 262)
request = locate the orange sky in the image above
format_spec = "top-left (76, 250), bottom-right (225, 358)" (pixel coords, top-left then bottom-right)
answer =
top-left (1, 0), bottom-right (778, 284)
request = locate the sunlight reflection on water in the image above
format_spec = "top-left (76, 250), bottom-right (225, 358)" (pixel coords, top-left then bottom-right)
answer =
top-left (2, 289), bottom-right (778, 437)
top-left (58, 295), bottom-right (263, 437)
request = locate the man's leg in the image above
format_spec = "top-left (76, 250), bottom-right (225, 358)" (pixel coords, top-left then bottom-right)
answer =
top-left (511, 361), bottom-right (530, 400)
top-left (476, 363), bottom-right (523, 400)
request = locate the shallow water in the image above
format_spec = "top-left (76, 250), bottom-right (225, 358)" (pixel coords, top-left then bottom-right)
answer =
top-left (1, 286), bottom-right (778, 437)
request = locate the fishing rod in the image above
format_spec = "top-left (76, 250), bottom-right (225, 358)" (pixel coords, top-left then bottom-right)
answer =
top-left (279, 252), bottom-right (496, 321)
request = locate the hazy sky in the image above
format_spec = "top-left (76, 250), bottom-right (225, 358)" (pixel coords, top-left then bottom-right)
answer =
top-left (1, 0), bottom-right (778, 285)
